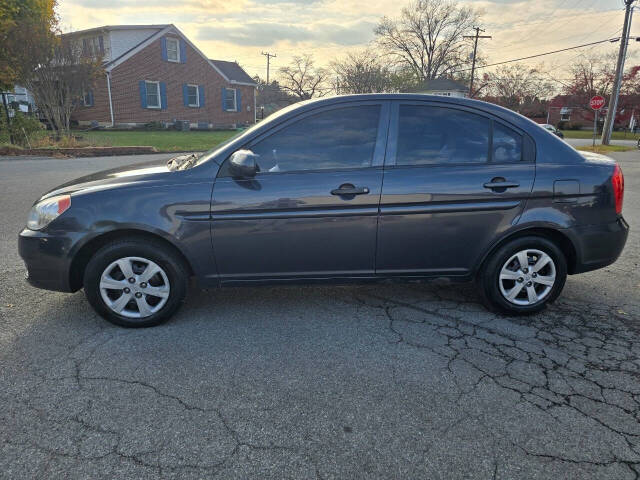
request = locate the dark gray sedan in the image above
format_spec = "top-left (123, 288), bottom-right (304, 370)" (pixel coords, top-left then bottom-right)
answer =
top-left (19, 94), bottom-right (628, 327)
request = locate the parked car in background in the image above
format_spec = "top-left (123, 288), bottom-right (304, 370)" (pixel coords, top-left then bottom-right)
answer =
top-left (540, 123), bottom-right (565, 138)
top-left (19, 94), bottom-right (628, 327)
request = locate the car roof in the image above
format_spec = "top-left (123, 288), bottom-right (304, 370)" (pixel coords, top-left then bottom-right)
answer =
top-left (290, 94), bottom-right (540, 133)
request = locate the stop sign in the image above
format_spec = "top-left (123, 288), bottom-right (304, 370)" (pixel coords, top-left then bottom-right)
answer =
top-left (590, 95), bottom-right (605, 110)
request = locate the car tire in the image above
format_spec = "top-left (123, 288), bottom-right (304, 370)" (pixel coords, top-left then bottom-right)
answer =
top-left (83, 239), bottom-right (188, 327)
top-left (478, 236), bottom-right (567, 315)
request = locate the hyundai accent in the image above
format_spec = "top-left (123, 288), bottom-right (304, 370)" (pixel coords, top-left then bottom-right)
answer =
top-left (19, 94), bottom-right (628, 327)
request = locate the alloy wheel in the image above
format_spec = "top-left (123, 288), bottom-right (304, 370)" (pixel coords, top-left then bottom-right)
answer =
top-left (498, 249), bottom-right (556, 306)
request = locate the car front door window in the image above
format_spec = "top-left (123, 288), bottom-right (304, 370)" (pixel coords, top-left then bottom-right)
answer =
top-left (248, 105), bottom-right (381, 173)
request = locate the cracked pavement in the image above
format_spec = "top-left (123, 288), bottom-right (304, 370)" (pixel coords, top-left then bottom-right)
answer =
top-left (1, 151), bottom-right (639, 479)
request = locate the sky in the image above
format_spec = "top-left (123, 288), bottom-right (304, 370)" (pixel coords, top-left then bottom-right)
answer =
top-left (58, 0), bottom-right (632, 81)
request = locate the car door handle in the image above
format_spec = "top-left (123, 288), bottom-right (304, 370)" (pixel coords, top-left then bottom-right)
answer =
top-left (331, 185), bottom-right (370, 196)
top-left (483, 181), bottom-right (520, 190)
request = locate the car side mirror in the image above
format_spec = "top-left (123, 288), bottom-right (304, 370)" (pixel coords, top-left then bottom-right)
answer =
top-left (229, 149), bottom-right (260, 178)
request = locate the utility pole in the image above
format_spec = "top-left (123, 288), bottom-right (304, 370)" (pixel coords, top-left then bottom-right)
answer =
top-left (464, 27), bottom-right (491, 98)
top-left (261, 51), bottom-right (277, 85)
top-left (601, 0), bottom-right (635, 145)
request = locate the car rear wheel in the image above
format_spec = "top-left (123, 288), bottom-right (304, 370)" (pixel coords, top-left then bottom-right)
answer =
top-left (479, 236), bottom-right (567, 315)
top-left (84, 239), bottom-right (188, 327)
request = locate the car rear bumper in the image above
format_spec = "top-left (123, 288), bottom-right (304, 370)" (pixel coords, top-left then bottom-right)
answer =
top-left (568, 217), bottom-right (629, 274)
top-left (18, 228), bottom-right (75, 292)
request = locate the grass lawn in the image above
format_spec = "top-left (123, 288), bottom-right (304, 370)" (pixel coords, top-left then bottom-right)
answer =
top-left (561, 129), bottom-right (639, 140)
top-left (75, 129), bottom-right (240, 152)
top-left (575, 144), bottom-right (636, 154)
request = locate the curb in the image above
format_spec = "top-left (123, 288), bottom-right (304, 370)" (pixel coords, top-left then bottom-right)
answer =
top-left (0, 146), bottom-right (158, 157)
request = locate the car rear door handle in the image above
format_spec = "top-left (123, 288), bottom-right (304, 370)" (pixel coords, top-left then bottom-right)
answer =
top-left (331, 184), bottom-right (370, 196)
top-left (483, 181), bottom-right (520, 190)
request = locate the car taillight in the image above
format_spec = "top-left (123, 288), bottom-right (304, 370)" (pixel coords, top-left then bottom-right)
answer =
top-left (612, 164), bottom-right (624, 215)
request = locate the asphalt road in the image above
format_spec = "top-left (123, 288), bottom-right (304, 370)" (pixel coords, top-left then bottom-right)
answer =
top-left (564, 137), bottom-right (638, 147)
top-left (1, 151), bottom-right (639, 479)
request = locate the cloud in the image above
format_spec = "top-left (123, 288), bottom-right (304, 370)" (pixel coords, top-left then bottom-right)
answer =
top-left (59, 0), bottom-right (626, 80)
top-left (198, 20), bottom-right (374, 47)
top-left (199, 23), bottom-right (312, 46)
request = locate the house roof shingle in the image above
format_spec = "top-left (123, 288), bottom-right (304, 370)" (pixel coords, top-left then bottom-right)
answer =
top-left (210, 60), bottom-right (256, 85)
top-left (415, 78), bottom-right (469, 92)
top-left (63, 25), bottom-right (170, 37)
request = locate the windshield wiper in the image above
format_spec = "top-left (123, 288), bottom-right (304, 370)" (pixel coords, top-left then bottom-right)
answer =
top-left (167, 153), bottom-right (201, 171)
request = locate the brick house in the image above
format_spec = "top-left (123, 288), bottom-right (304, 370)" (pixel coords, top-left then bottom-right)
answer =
top-left (410, 78), bottom-right (469, 98)
top-left (69, 25), bottom-right (256, 129)
top-left (547, 94), bottom-right (639, 130)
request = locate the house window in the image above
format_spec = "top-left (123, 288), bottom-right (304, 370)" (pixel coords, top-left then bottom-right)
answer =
top-left (560, 107), bottom-right (572, 122)
top-left (82, 36), bottom-right (104, 56)
top-left (225, 88), bottom-right (237, 111)
top-left (145, 81), bottom-right (161, 109)
top-left (187, 84), bottom-right (199, 107)
top-left (166, 38), bottom-right (179, 62)
top-left (83, 90), bottom-right (93, 107)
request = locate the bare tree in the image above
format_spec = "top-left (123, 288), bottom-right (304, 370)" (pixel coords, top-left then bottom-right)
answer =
top-left (483, 64), bottom-right (554, 113)
top-left (24, 36), bottom-right (103, 134)
top-left (332, 50), bottom-right (392, 94)
top-left (374, 0), bottom-right (480, 82)
top-left (278, 55), bottom-right (329, 101)
top-left (564, 53), bottom-right (616, 99)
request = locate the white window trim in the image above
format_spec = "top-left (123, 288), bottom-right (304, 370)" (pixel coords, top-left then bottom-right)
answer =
top-left (187, 84), bottom-right (199, 107)
top-left (82, 91), bottom-right (92, 107)
top-left (166, 37), bottom-right (180, 63)
top-left (145, 80), bottom-right (161, 109)
top-left (225, 87), bottom-right (237, 112)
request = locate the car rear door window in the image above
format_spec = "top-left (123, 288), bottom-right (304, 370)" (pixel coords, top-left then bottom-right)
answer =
top-left (250, 105), bottom-right (381, 173)
top-left (492, 122), bottom-right (523, 163)
top-left (396, 105), bottom-right (490, 165)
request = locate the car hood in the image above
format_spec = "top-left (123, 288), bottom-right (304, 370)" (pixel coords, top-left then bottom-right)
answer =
top-left (41, 159), bottom-right (173, 199)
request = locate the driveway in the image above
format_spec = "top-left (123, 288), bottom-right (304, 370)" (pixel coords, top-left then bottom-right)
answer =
top-left (1, 151), bottom-right (639, 479)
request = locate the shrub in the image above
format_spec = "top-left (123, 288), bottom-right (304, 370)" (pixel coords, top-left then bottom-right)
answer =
top-left (143, 121), bottom-right (166, 130)
top-left (0, 107), bottom-right (45, 147)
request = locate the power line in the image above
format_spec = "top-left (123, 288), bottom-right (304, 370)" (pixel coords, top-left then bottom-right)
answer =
top-left (483, 6), bottom-right (624, 32)
top-left (486, 8), bottom-right (624, 54)
top-left (454, 36), bottom-right (626, 74)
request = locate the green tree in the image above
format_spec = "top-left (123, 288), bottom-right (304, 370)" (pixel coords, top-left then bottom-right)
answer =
top-left (0, 0), bottom-right (58, 89)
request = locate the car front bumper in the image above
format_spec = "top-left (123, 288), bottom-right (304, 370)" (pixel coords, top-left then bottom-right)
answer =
top-left (568, 216), bottom-right (629, 274)
top-left (18, 228), bottom-right (76, 292)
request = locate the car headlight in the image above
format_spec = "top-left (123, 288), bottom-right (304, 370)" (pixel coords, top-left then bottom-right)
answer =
top-left (27, 194), bottom-right (71, 230)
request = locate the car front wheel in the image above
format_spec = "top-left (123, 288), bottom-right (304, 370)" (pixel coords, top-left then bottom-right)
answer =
top-left (479, 236), bottom-right (567, 315)
top-left (83, 239), bottom-right (188, 327)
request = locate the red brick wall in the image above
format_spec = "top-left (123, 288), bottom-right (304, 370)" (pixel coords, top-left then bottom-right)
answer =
top-left (73, 35), bottom-right (255, 128)
top-left (73, 75), bottom-right (111, 125)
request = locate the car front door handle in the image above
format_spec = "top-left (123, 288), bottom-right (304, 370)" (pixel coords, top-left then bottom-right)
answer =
top-left (331, 184), bottom-right (370, 196)
top-left (483, 181), bottom-right (520, 190)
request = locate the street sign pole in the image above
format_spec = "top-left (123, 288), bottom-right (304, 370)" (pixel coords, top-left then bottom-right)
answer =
top-left (590, 95), bottom-right (606, 147)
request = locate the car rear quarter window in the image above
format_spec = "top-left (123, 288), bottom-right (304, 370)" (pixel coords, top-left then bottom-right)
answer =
top-left (250, 105), bottom-right (381, 173)
top-left (493, 122), bottom-right (523, 163)
top-left (396, 105), bottom-right (490, 166)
